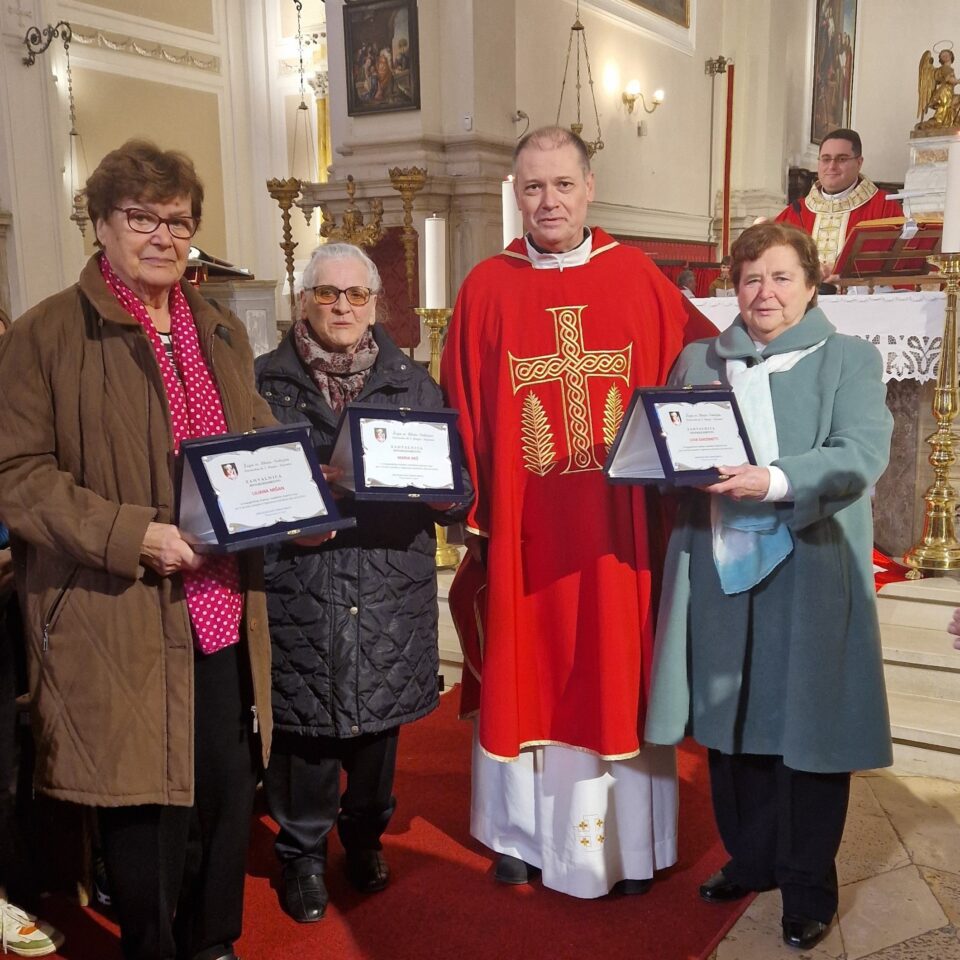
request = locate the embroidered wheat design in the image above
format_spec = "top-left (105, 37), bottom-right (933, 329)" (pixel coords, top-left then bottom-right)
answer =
top-left (603, 384), bottom-right (625, 452)
top-left (520, 392), bottom-right (557, 476)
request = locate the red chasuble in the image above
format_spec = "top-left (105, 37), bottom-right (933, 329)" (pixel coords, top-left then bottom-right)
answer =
top-left (442, 228), bottom-right (715, 761)
top-left (775, 177), bottom-right (902, 270)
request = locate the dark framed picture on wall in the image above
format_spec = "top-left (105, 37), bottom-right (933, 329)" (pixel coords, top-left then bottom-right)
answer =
top-left (344, 0), bottom-right (420, 116)
top-left (810, 0), bottom-right (857, 144)
top-left (625, 0), bottom-right (689, 28)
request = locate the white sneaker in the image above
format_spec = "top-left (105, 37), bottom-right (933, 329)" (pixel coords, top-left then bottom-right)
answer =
top-left (0, 899), bottom-right (63, 957)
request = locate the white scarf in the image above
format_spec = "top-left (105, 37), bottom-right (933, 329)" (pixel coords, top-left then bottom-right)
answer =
top-left (711, 338), bottom-right (827, 594)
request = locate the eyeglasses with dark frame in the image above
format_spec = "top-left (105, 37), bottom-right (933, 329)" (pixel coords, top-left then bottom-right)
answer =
top-left (816, 154), bottom-right (861, 167)
top-left (308, 285), bottom-right (374, 306)
top-left (114, 206), bottom-right (199, 239)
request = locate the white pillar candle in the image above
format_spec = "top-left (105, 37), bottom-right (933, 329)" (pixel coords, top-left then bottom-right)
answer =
top-left (424, 214), bottom-right (447, 308)
top-left (502, 176), bottom-right (523, 248)
top-left (943, 138), bottom-right (960, 254)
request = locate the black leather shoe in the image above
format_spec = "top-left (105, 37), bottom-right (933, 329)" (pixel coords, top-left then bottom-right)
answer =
top-left (494, 854), bottom-right (541, 885)
top-left (781, 914), bottom-right (829, 949)
top-left (612, 877), bottom-right (653, 895)
top-left (698, 870), bottom-right (751, 903)
top-left (281, 872), bottom-right (327, 923)
top-left (345, 849), bottom-right (390, 893)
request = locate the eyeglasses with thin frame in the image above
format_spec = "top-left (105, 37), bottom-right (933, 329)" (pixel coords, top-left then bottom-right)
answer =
top-left (114, 206), bottom-right (199, 239)
top-left (308, 285), bottom-right (374, 306)
top-left (817, 154), bottom-right (860, 167)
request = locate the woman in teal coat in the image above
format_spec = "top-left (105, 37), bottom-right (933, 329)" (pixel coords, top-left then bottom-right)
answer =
top-left (645, 222), bottom-right (893, 951)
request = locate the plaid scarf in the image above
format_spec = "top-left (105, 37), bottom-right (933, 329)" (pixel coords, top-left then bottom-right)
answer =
top-left (99, 254), bottom-right (243, 655)
top-left (292, 318), bottom-right (379, 413)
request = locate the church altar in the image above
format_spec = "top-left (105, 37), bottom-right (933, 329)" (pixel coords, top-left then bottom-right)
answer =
top-left (692, 290), bottom-right (949, 557)
top-left (692, 291), bottom-right (947, 384)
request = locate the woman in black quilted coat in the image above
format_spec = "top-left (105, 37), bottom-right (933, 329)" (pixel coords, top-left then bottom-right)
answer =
top-left (256, 243), bottom-right (467, 924)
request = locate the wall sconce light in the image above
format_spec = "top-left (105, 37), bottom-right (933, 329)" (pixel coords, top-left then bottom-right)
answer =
top-left (622, 80), bottom-right (664, 115)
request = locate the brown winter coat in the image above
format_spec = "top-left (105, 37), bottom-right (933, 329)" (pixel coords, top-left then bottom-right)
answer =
top-left (0, 256), bottom-right (275, 806)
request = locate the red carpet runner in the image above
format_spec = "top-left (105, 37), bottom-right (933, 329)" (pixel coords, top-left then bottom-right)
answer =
top-left (41, 689), bottom-right (749, 960)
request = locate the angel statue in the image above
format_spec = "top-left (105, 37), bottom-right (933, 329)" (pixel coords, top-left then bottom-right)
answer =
top-left (916, 44), bottom-right (960, 131)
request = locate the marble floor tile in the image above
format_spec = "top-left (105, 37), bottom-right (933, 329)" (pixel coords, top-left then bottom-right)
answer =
top-left (717, 890), bottom-right (844, 959)
top-left (838, 780), bottom-right (911, 885)
top-left (848, 773), bottom-right (890, 821)
top-left (853, 926), bottom-right (960, 959)
top-left (918, 865), bottom-right (960, 928)
top-left (837, 864), bottom-right (947, 960)
top-left (868, 776), bottom-right (960, 873)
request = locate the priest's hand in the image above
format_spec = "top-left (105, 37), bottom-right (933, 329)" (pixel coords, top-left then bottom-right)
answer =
top-left (701, 464), bottom-right (770, 501)
top-left (140, 522), bottom-right (204, 576)
top-left (464, 533), bottom-right (487, 566)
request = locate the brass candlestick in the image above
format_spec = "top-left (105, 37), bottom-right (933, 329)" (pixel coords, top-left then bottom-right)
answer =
top-left (266, 177), bottom-right (302, 330)
top-left (388, 166), bottom-right (427, 302)
top-left (415, 306), bottom-right (460, 570)
top-left (905, 252), bottom-right (960, 570)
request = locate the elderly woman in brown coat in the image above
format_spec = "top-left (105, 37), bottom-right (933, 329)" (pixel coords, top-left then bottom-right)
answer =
top-left (0, 141), bottom-right (283, 960)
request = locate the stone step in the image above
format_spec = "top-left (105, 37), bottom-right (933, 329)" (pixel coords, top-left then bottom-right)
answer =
top-left (887, 690), bottom-right (960, 780)
top-left (888, 691), bottom-right (960, 751)
top-left (881, 622), bottom-right (960, 700)
top-left (881, 623), bottom-right (960, 671)
top-left (876, 576), bottom-right (960, 632)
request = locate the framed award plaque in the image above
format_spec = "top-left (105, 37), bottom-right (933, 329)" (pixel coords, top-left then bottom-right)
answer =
top-left (329, 402), bottom-right (471, 503)
top-left (176, 425), bottom-right (355, 553)
top-left (604, 385), bottom-right (756, 486)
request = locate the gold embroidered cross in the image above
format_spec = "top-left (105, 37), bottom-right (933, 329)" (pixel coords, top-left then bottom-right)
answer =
top-left (509, 305), bottom-right (631, 473)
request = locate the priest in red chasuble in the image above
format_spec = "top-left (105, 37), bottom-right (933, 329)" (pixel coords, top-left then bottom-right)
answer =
top-left (441, 126), bottom-right (715, 899)
top-left (775, 128), bottom-right (901, 282)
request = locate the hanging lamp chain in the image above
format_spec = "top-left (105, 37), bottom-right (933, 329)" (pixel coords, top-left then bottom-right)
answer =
top-left (555, 1), bottom-right (603, 155)
top-left (291, 0), bottom-right (317, 184)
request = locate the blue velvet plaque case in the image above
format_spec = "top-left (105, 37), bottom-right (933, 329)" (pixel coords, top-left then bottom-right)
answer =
top-left (603, 385), bottom-right (756, 486)
top-left (329, 402), bottom-right (471, 503)
top-left (176, 424), bottom-right (355, 553)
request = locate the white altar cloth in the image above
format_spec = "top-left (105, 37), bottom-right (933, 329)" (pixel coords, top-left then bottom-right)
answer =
top-left (691, 291), bottom-right (947, 384)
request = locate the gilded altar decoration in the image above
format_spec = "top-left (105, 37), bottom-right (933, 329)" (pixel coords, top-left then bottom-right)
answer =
top-left (916, 44), bottom-right (960, 131)
top-left (319, 175), bottom-right (384, 248)
top-left (520, 392), bottom-right (558, 477)
top-left (603, 384), bottom-right (625, 453)
top-left (509, 306), bottom-right (631, 474)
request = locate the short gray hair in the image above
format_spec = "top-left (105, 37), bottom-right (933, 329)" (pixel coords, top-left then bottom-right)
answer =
top-left (301, 242), bottom-right (382, 293)
top-left (513, 125), bottom-right (591, 176)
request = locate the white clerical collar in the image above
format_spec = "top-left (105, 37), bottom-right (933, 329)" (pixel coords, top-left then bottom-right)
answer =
top-left (524, 228), bottom-right (593, 271)
top-left (818, 178), bottom-right (860, 202)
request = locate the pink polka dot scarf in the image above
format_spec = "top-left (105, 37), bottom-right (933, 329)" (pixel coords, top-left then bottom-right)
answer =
top-left (99, 254), bottom-right (243, 655)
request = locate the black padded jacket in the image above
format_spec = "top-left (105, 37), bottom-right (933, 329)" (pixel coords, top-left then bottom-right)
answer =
top-left (255, 324), bottom-right (467, 737)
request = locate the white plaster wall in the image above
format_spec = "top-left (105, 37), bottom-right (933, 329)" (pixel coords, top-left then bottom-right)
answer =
top-left (853, 0), bottom-right (960, 184)
top-left (514, 0), bottom-right (722, 229)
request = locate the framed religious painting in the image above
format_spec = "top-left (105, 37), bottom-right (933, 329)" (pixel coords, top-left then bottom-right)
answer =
top-left (343, 0), bottom-right (420, 116)
top-left (624, 0), bottom-right (689, 28)
top-left (810, 0), bottom-right (858, 144)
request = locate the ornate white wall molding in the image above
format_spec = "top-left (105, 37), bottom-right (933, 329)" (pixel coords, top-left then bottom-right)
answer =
top-left (579, 0), bottom-right (696, 55)
top-left (70, 23), bottom-right (219, 72)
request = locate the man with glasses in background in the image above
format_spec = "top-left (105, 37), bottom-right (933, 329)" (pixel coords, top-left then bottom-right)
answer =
top-left (775, 128), bottom-right (902, 290)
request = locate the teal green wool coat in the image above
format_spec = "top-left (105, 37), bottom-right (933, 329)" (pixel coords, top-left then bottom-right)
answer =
top-left (644, 308), bottom-right (894, 773)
